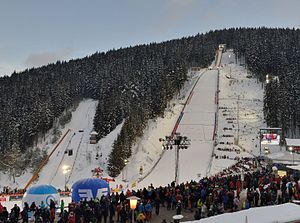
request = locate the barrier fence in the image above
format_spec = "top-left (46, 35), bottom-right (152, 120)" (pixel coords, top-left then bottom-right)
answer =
top-left (0, 191), bottom-right (71, 202)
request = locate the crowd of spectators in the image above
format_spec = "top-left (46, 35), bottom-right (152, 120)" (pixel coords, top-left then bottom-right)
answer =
top-left (0, 187), bottom-right (24, 196)
top-left (1, 157), bottom-right (300, 223)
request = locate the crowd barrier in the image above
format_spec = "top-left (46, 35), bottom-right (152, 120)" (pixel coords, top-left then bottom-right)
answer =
top-left (0, 191), bottom-right (71, 202)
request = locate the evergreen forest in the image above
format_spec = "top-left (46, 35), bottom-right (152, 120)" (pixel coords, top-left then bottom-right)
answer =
top-left (1, 27), bottom-right (300, 176)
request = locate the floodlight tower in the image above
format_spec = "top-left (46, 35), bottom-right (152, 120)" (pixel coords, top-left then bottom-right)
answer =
top-left (159, 132), bottom-right (191, 185)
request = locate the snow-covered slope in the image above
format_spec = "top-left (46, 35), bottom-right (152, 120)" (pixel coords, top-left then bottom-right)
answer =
top-left (2, 68), bottom-right (204, 191)
top-left (3, 49), bottom-right (300, 223)
top-left (5, 49), bottom-right (296, 194)
top-left (209, 51), bottom-right (266, 176)
top-left (35, 99), bottom-right (126, 190)
top-left (2, 50), bottom-right (266, 191)
top-left (2, 99), bottom-right (124, 190)
top-left (37, 99), bottom-right (99, 187)
top-left (134, 70), bottom-right (217, 188)
top-left (117, 69), bottom-right (207, 189)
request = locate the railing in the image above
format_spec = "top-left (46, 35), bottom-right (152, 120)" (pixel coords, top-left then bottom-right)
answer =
top-left (24, 129), bottom-right (71, 190)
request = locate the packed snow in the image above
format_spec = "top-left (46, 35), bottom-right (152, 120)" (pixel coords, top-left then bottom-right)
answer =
top-left (184, 203), bottom-right (300, 223)
top-left (133, 69), bottom-right (217, 189)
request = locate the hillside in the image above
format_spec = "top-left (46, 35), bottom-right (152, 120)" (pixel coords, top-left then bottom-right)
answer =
top-left (0, 50), bottom-right (266, 191)
top-left (1, 28), bottom-right (300, 182)
top-left (2, 48), bottom-right (300, 223)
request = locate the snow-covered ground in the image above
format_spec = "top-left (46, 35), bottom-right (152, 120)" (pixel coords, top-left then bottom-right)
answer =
top-left (3, 49), bottom-right (300, 222)
top-left (118, 69), bottom-right (208, 189)
top-left (184, 203), bottom-right (300, 223)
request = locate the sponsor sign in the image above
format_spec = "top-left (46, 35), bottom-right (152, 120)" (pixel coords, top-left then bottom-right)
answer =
top-left (0, 196), bottom-right (9, 202)
top-left (261, 133), bottom-right (280, 145)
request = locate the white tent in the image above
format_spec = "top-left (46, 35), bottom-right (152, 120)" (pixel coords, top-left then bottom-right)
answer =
top-left (286, 138), bottom-right (300, 147)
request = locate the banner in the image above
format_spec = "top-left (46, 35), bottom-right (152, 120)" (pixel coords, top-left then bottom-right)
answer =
top-left (261, 133), bottom-right (280, 145)
top-left (0, 196), bottom-right (9, 202)
top-left (72, 178), bottom-right (110, 203)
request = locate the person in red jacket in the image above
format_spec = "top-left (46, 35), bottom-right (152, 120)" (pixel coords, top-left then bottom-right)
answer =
top-left (68, 211), bottom-right (75, 223)
top-left (49, 199), bottom-right (56, 223)
top-left (0, 202), bottom-right (3, 214)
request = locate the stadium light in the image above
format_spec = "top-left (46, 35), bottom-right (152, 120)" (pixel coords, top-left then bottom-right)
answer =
top-left (159, 132), bottom-right (191, 184)
top-left (266, 74), bottom-right (271, 84)
top-left (264, 146), bottom-right (270, 155)
top-left (122, 159), bottom-right (129, 182)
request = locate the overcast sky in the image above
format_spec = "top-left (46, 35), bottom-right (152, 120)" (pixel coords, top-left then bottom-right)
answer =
top-left (1, 0), bottom-right (300, 76)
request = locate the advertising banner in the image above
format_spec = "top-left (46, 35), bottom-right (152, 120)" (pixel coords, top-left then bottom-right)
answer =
top-left (261, 133), bottom-right (280, 145)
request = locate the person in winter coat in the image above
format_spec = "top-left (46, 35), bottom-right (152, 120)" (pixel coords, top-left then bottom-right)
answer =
top-left (254, 190), bottom-right (260, 207)
top-left (68, 211), bottom-right (75, 223)
top-left (21, 202), bottom-right (29, 223)
top-left (60, 200), bottom-right (65, 215)
top-left (242, 199), bottom-right (251, 209)
top-left (119, 192), bottom-right (126, 204)
top-left (201, 203), bottom-right (208, 218)
top-left (144, 201), bottom-right (152, 220)
top-left (30, 202), bottom-right (36, 213)
top-left (39, 201), bottom-right (46, 210)
top-left (41, 208), bottom-right (51, 223)
top-left (171, 194), bottom-right (177, 210)
top-left (217, 203), bottom-right (224, 214)
top-left (58, 210), bottom-right (69, 223)
top-left (207, 204), bottom-right (214, 217)
top-left (116, 203), bottom-right (122, 222)
top-left (11, 204), bottom-right (20, 223)
top-left (101, 197), bottom-right (109, 223)
top-left (119, 207), bottom-right (128, 223)
top-left (50, 199), bottom-right (56, 211)
top-left (1, 207), bottom-right (9, 222)
top-left (138, 202), bottom-right (145, 214)
top-left (194, 209), bottom-right (201, 220)
top-left (176, 200), bottom-right (182, 215)
top-left (0, 202), bottom-right (3, 214)
top-left (74, 205), bottom-right (82, 223)
top-left (109, 201), bottom-right (115, 223)
top-left (197, 198), bottom-right (203, 213)
top-left (165, 192), bottom-right (171, 210)
top-left (50, 207), bottom-right (56, 223)
top-left (49, 199), bottom-right (56, 223)
top-left (154, 197), bottom-right (160, 215)
top-left (136, 212), bottom-right (146, 223)
top-left (233, 196), bottom-right (240, 211)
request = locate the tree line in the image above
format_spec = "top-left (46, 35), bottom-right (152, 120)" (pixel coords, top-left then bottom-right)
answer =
top-left (1, 27), bottom-right (300, 176)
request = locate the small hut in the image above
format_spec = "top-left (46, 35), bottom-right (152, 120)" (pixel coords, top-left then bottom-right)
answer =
top-left (90, 131), bottom-right (98, 144)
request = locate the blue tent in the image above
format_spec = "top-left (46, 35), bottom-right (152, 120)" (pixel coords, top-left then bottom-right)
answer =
top-left (72, 178), bottom-right (110, 202)
top-left (26, 185), bottom-right (58, 195)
